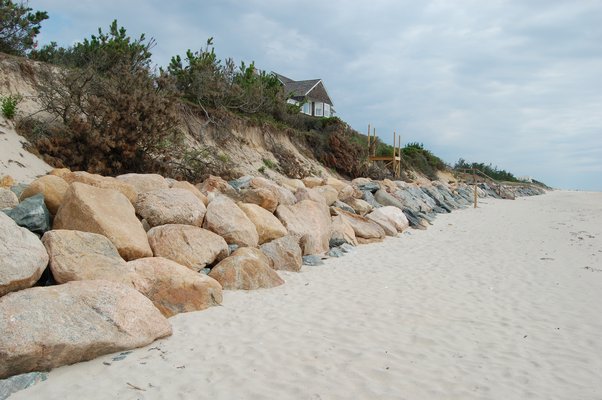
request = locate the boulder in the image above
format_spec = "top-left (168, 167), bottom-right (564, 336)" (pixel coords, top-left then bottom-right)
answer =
top-left (324, 177), bottom-right (348, 192)
top-left (240, 187), bottom-right (278, 212)
top-left (337, 184), bottom-right (356, 200)
top-left (313, 185), bottom-right (339, 206)
top-left (0, 188), bottom-right (19, 209)
top-left (228, 176), bottom-right (253, 191)
top-left (197, 175), bottom-right (237, 197)
top-left (374, 189), bottom-right (404, 209)
top-left (331, 208), bottom-right (385, 241)
top-left (203, 195), bottom-right (259, 247)
top-left (53, 183), bottom-right (152, 260)
top-left (128, 257), bottom-right (223, 318)
top-left (275, 200), bottom-right (331, 255)
top-left (354, 180), bottom-right (380, 193)
top-left (0, 371), bottom-right (48, 400)
top-left (147, 224), bottom-right (228, 271)
top-left (260, 236), bottom-right (302, 272)
top-left (277, 177), bottom-right (305, 191)
top-left (371, 206), bottom-right (410, 232)
top-left (366, 211), bottom-right (397, 236)
top-left (302, 176), bottom-right (324, 188)
top-left (63, 171), bottom-right (138, 204)
top-left (302, 255), bottom-right (324, 266)
top-left (209, 247), bottom-right (284, 290)
top-left (116, 173), bottom-right (169, 195)
top-left (332, 200), bottom-right (356, 214)
top-left (0, 280), bottom-right (171, 379)
top-left (0, 213), bottom-right (48, 297)
top-left (343, 197), bottom-right (373, 216)
top-left (2, 193), bottom-right (50, 235)
top-left (48, 168), bottom-right (71, 179)
top-left (41, 230), bottom-right (140, 286)
top-left (295, 187), bottom-right (326, 204)
top-left (135, 188), bottom-right (206, 228)
top-left (171, 180), bottom-right (208, 206)
top-left (330, 215), bottom-right (358, 247)
top-left (250, 177), bottom-right (296, 205)
top-left (238, 202), bottom-right (287, 244)
top-left (19, 175), bottom-right (69, 215)
top-left (362, 190), bottom-right (382, 208)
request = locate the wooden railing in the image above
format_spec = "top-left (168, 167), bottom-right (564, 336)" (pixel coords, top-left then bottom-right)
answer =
top-left (454, 168), bottom-right (516, 207)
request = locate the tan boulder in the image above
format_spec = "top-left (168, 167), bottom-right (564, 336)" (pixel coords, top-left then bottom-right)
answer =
top-left (343, 197), bottom-right (373, 216)
top-left (41, 230), bottom-right (140, 286)
top-left (366, 211), bottom-right (398, 236)
top-left (238, 202), bottom-right (287, 244)
top-left (337, 184), bottom-right (356, 200)
top-left (332, 207), bottom-right (385, 241)
top-left (295, 187), bottom-right (326, 204)
top-left (0, 213), bottom-right (48, 297)
top-left (351, 177), bottom-right (373, 186)
top-left (275, 200), bottom-right (331, 255)
top-left (53, 183), bottom-right (152, 260)
top-left (135, 188), bottom-right (206, 228)
top-left (278, 177), bottom-right (305, 191)
top-left (250, 177), bottom-right (296, 205)
top-left (209, 247), bottom-right (284, 290)
top-left (48, 168), bottom-right (71, 179)
top-left (19, 175), bottom-right (69, 215)
top-left (240, 187), bottom-right (278, 212)
top-left (0, 188), bottom-right (18, 209)
top-left (63, 171), bottom-right (138, 203)
top-left (171, 180), bottom-right (209, 206)
top-left (128, 257), bottom-right (223, 318)
top-left (370, 206), bottom-right (410, 232)
top-left (116, 173), bottom-right (169, 195)
top-left (324, 177), bottom-right (348, 192)
top-left (313, 185), bottom-right (339, 206)
top-left (302, 176), bottom-right (324, 188)
top-left (0, 280), bottom-right (171, 379)
top-left (147, 224), bottom-right (228, 271)
top-left (203, 195), bottom-right (259, 247)
top-left (196, 175), bottom-right (237, 197)
top-left (260, 236), bottom-right (302, 272)
top-left (330, 215), bottom-right (358, 247)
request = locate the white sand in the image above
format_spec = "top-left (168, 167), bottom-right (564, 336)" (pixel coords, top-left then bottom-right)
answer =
top-left (11, 190), bottom-right (602, 400)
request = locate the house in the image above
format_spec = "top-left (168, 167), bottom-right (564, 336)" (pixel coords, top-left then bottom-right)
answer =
top-left (274, 72), bottom-right (335, 117)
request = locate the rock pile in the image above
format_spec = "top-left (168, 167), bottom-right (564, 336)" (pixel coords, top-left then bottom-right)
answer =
top-left (0, 169), bottom-right (545, 379)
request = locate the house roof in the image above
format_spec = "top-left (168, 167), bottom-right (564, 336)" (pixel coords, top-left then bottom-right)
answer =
top-left (274, 72), bottom-right (334, 106)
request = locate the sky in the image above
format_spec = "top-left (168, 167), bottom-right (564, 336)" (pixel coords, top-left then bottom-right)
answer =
top-left (31, 0), bottom-right (602, 191)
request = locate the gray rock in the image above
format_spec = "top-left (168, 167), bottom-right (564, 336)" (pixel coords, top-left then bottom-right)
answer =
top-left (339, 243), bottom-right (355, 253)
top-left (374, 189), bottom-right (404, 209)
top-left (2, 194), bottom-right (50, 235)
top-left (302, 255), bottom-right (324, 266)
top-left (362, 191), bottom-right (382, 208)
top-left (200, 267), bottom-right (211, 275)
top-left (327, 247), bottom-right (345, 258)
top-left (228, 243), bottom-right (239, 255)
top-left (433, 206), bottom-right (449, 214)
top-left (356, 182), bottom-right (380, 193)
top-left (332, 200), bottom-right (355, 214)
top-left (329, 237), bottom-right (347, 248)
top-left (228, 176), bottom-right (253, 191)
top-left (0, 371), bottom-right (47, 400)
top-left (9, 184), bottom-right (28, 199)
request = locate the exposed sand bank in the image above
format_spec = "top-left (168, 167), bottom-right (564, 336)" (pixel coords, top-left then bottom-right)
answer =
top-left (11, 190), bottom-right (602, 400)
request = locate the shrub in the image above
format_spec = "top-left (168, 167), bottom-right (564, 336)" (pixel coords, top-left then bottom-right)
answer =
top-left (0, 93), bottom-right (21, 119)
top-left (0, 0), bottom-right (48, 56)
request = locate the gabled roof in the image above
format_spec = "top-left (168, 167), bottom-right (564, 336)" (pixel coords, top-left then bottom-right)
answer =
top-left (273, 72), bottom-right (334, 106)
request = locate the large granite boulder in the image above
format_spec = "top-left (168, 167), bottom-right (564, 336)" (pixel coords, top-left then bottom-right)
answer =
top-left (116, 173), bottom-right (169, 195)
top-left (128, 257), bottom-right (223, 318)
top-left (313, 185), bottom-right (339, 206)
top-left (0, 188), bottom-right (18, 209)
top-left (370, 206), bottom-right (410, 232)
top-left (209, 247), bottom-right (284, 290)
top-left (0, 213), bottom-right (48, 297)
top-left (302, 176), bottom-right (324, 188)
top-left (135, 188), bottom-right (206, 228)
top-left (238, 202), bottom-right (287, 245)
top-left (147, 224), bottom-right (228, 271)
top-left (53, 183), bottom-right (152, 260)
top-left (366, 211), bottom-right (397, 236)
top-left (63, 171), bottom-right (138, 204)
top-left (240, 187), bottom-right (278, 212)
top-left (171, 180), bottom-right (208, 206)
top-left (330, 215), bottom-right (358, 247)
top-left (295, 187), bottom-right (326, 204)
top-left (260, 236), bottom-right (303, 272)
top-left (343, 197), bottom-right (373, 216)
top-left (197, 175), bottom-right (237, 197)
top-left (203, 195), bottom-right (259, 247)
top-left (275, 200), bottom-right (331, 255)
top-left (19, 175), bottom-right (69, 215)
top-left (0, 280), bottom-right (171, 379)
top-left (331, 208), bottom-right (385, 243)
top-left (2, 193), bottom-right (51, 235)
top-left (374, 189), bottom-right (404, 209)
top-left (250, 177), bottom-right (296, 206)
top-left (41, 230), bottom-right (139, 286)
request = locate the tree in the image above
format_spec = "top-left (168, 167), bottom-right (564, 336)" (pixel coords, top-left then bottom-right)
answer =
top-left (0, 0), bottom-right (48, 56)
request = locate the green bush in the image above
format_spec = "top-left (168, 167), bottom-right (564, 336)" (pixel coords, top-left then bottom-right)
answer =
top-left (0, 94), bottom-right (21, 119)
top-left (0, 0), bottom-right (48, 56)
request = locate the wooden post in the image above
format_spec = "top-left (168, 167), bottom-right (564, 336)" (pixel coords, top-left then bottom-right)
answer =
top-left (393, 131), bottom-right (397, 177)
top-left (473, 169), bottom-right (478, 208)
top-left (398, 134), bottom-right (402, 177)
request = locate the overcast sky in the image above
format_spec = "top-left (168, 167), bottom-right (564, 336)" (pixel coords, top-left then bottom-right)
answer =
top-left (32, 0), bottom-right (602, 190)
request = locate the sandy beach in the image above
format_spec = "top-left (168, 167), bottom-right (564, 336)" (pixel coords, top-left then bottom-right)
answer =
top-left (10, 190), bottom-right (602, 400)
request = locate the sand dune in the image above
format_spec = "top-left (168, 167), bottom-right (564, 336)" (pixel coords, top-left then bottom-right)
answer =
top-left (11, 190), bottom-right (602, 400)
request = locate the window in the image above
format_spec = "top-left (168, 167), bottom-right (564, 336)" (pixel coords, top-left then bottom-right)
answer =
top-left (324, 103), bottom-right (331, 117)
top-left (315, 102), bottom-right (323, 117)
top-left (302, 103), bottom-right (311, 115)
